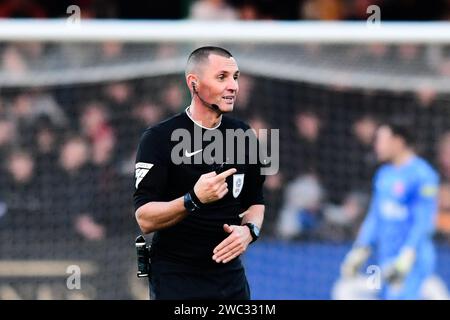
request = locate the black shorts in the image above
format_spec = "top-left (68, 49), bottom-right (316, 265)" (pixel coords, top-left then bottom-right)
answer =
top-left (148, 258), bottom-right (251, 300)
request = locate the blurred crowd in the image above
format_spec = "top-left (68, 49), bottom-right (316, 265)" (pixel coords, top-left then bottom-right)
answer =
top-left (2, 41), bottom-right (450, 88)
top-left (1, 0), bottom-right (450, 250)
top-left (0, 0), bottom-right (449, 21)
top-left (1, 60), bottom-right (450, 248)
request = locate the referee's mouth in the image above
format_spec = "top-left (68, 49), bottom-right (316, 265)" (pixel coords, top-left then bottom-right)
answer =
top-left (222, 96), bottom-right (235, 104)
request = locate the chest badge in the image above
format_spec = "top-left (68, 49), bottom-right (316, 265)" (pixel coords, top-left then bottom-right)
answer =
top-left (393, 181), bottom-right (405, 197)
top-left (232, 174), bottom-right (245, 198)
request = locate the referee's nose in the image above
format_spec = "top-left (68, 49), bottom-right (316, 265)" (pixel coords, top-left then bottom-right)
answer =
top-left (227, 79), bottom-right (238, 93)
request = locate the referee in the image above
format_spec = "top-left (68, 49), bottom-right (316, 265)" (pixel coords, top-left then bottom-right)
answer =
top-left (134, 46), bottom-right (265, 300)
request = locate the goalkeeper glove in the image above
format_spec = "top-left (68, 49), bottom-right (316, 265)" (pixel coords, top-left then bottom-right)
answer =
top-left (383, 247), bottom-right (416, 285)
top-left (340, 246), bottom-right (371, 278)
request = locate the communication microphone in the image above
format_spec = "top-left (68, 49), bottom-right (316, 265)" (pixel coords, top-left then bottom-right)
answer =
top-left (192, 82), bottom-right (221, 114)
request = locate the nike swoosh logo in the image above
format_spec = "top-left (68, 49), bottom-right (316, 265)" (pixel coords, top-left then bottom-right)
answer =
top-left (185, 149), bottom-right (203, 157)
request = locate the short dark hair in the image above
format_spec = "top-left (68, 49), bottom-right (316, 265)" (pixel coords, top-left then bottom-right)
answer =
top-left (186, 46), bottom-right (233, 75)
top-left (382, 117), bottom-right (415, 146)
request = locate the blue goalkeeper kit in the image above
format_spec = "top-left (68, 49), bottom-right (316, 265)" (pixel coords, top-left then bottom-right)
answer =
top-left (356, 156), bottom-right (439, 299)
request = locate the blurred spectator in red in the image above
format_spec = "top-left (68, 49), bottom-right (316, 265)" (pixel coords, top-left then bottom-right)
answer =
top-left (79, 101), bottom-right (115, 149)
top-left (91, 127), bottom-right (115, 167)
top-left (236, 0), bottom-right (259, 20)
top-left (300, 0), bottom-right (344, 20)
top-left (89, 117), bottom-right (126, 239)
top-left (0, 0), bottom-right (46, 18)
top-left (344, 0), bottom-right (382, 20)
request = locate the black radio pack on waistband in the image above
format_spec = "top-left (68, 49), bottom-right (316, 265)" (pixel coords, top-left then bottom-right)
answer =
top-left (135, 235), bottom-right (152, 278)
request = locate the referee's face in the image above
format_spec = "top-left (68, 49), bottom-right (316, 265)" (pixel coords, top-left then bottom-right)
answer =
top-left (199, 54), bottom-right (239, 113)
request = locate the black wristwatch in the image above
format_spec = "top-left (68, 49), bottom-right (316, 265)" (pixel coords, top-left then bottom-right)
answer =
top-left (183, 190), bottom-right (202, 213)
top-left (244, 223), bottom-right (260, 244)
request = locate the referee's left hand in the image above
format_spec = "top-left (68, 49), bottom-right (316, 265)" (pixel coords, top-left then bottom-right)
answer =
top-left (212, 224), bottom-right (252, 263)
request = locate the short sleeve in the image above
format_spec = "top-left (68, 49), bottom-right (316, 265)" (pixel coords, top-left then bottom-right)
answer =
top-left (133, 128), bottom-right (169, 211)
top-left (239, 124), bottom-right (266, 209)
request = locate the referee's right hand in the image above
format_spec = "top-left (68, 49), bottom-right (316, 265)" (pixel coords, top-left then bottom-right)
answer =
top-left (193, 168), bottom-right (237, 204)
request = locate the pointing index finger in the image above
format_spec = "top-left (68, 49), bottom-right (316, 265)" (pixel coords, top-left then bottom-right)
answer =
top-left (216, 168), bottom-right (237, 180)
top-left (203, 171), bottom-right (217, 178)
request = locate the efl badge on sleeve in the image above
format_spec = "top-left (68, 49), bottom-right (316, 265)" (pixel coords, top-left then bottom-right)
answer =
top-left (135, 162), bottom-right (154, 188)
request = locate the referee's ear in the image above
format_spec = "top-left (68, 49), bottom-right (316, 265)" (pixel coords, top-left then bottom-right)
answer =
top-left (186, 74), bottom-right (198, 92)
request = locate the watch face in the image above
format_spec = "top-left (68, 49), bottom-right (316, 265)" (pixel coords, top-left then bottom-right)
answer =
top-left (247, 223), bottom-right (259, 238)
top-left (184, 193), bottom-right (197, 212)
top-left (253, 225), bottom-right (260, 237)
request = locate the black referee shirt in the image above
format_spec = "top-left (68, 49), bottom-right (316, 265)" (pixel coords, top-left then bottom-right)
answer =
top-left (133, 108), bottom-right (265, 267)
